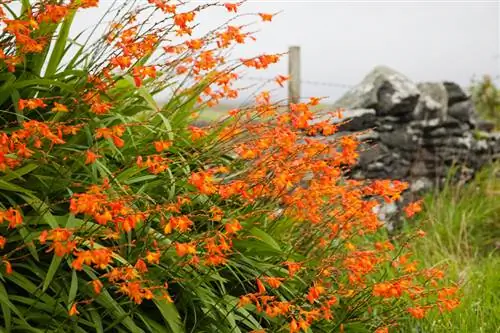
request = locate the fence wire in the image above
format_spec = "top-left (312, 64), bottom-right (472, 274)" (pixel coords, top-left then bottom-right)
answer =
top-left (241, 76), bottom-right (354, 89)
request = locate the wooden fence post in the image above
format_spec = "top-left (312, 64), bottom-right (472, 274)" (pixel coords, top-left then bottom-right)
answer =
top-left (288, 46), bottom-right (301, 105)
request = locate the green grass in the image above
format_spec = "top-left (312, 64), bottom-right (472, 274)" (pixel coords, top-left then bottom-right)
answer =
top-left (400, 165), bottom-right (500, 332)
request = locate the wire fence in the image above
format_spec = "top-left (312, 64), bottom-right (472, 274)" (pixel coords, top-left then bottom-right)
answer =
top-left (240, 76), bottom-right (355, 90)
top-left (239, 73), bottom-right (500, 93)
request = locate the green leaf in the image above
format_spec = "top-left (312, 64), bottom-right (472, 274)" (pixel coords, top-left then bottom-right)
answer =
top-left (42, 255), bottom-right (63, 292)
top-left (0, 179), bottom-right (34, 195)
top-left (1, 163), bottom-right (38, 182)
top-left (0, 280), bottom-right (43, 328)
top-left (153, 297), bottom-right (186, 333)
top-left (17, 227), bottom-right (39, 261)
top-left (12, 79), bottom-right (74, 91)
top-left (124, 174), bottom-right (158, 185)
top-left (88, 308), bottom-right (104, 333)
top-left (10, 89), bottom-right (24, 124)
top-left (45, 10), bottom-right (77, 77)
top-left (68, 269), bottom-right (78, 306)
top-left (249, 227), bottom-right (282, 251)
top-left (0, 282), bottom-right (12, 332)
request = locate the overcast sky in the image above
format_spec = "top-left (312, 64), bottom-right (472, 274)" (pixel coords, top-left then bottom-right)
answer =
top-left (75, 0), bottom-right (500, 103)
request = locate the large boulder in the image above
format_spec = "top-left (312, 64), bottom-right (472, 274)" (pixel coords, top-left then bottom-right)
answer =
top-left (333, 66), bottom-right (420, 116)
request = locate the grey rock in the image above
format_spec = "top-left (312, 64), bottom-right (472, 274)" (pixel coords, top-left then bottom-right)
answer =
top-left (427, 127), bottom-right (447, 137)
top-left (443, 81), bottom-right (469, 105)
top-left (410, 161), bottom-right (429, 177)
top-left (414, 82), bottom-right (448, 120)
top-left (359, 144), bottom-right (387, 165)
top-left (473, 140), bottom-right (489, 152)
top-left (338, 109), bottom-right (377, 131)
top-left (311, 109), bottom-right (377, 132)
top-left (333, 66), bottom-right (420, 116)
top-left (448, 100), bottom-right (476, 123)
top-left (380, 128), bottom-right (418, 150)
top-left (367, 162), bottom-right (385, 171)
top-left (410, 177), bottom-right (434, 192)
top-left (356, 129), bottom-right (380, 142)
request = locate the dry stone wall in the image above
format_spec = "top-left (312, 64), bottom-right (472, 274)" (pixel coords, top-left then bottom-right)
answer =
top-left (312, 66), bottom-right (500, 223)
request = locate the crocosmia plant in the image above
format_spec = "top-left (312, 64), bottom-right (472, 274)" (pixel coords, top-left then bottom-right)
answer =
top-left (0, 1), bottom-right (458, 332)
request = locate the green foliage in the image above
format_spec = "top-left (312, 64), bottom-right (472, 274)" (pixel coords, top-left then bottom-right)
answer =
top-left (399, 165), bottom-right (500, 332)
top-left (470, 76), bottom-right (500, 129)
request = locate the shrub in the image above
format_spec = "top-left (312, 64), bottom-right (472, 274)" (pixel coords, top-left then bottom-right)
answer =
top-left (470, 75), bottom-right (500, 128)
top-left (0, 1), bottom-right (458, 332)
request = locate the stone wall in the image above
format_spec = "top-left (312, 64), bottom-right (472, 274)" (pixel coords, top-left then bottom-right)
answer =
top-left (312, 66), bottom-right (500, 222)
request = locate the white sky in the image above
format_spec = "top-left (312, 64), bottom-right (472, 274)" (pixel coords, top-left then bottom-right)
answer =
top-left (74, 0), bottom-right (500, 103)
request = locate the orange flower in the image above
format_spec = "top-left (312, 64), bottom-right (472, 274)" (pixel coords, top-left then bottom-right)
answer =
top-left (176, 66), bottom-right (188, 74)
top-left (148, 0), bottom-right (176, 13)
top-left (134, 259), bottom-right (148, 273)
top-left (309, 97), bottom-right (323, 106)
top-left (189, 126), bottom-right (207, 141)
top-left (154, 140), bottom-right (172, 152)
top-left (259, 13), bottom-right (274, 22)
top-left (4, 260), bottom-right (12, 275)
top-left (18, 98), bottom-right (46, 110)
top-left (238, 295), bottom-right (252, 307)
top-left (284, 261), bottom-right (302, 278)
top-left (263, 276), bottom-right (284, 289)
top-left (38, 5), bottom-right (69, 23)
top-left (85, 150), bottom-right (100, 165)
top-left (189, 171), bottom-right (217, 195)
top-left (224, 3), bottom-right (239, 13)
top-left (51, 102), bottom-right (68, 112)
top-left (306, 282), bottom-right (325, 303)
top-left (69, 303), bottom-right (79, 316)
top-left (110, 55), bottom-right (131, 70)
top-left (407, 306), bottom-right (427, 319)
top-left (0, 236), bottom-right (6, 249)
top-left (256, 278), bottom-right (266, 294)
top-left (0, 208), bottom-right (23, 229)
top-left (145, 250), bottom-right (161, 264)
top-left (209, 206), bottom-right (224, 222)
top-left (275, 75), bottom-right (288, 87)
top-left (92, 279), bottom-right (103, 294)
top-left (175, 242), bottom-right (197, 257)
top-left (289, 319), bottom-right (299, 333)
top-left (79, 0), bottom-right (99, 8)
top-left (224, 220), bottom-right (242, 235)
top-left (416, 229), bottom-right (426, 238)
top-left (72, 249), bottom-right (112, 271)
top-left (186, 39), bottom-right (204, 50)
top-left (174, 12), bottom-right (195, 29)
top-left (169, 215), bottom-right (193, 233)
top-left (404, 200), bottom-right (423, 218)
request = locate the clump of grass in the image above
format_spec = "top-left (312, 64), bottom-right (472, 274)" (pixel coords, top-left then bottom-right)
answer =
top-left (399, 165), bottom-right (500, 332)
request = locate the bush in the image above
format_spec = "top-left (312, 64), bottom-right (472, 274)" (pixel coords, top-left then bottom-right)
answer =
top-left (0, 1), bottom-right (458, 332)
top-left (470, 75), bottom-right (500, 129)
